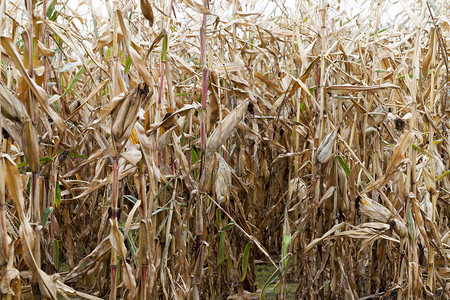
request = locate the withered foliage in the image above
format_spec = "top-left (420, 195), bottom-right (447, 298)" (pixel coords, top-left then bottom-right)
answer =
top-left (0, 0), bottom-right (449, 299)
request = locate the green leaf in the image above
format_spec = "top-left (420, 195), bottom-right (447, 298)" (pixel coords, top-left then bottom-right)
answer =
top-left (17, 161), bottom-right (27, 168)
top-left (337, 155), bottom-right (350, 176)
top-left (54, 240), bottom-right (60, 270)
top-left (436, 171), bottom-right (450, 181)
top-left (261, 269), bottom-right (281, 300)
top-left (219, 222), bottom-right (235, 232)
top-left (240, 241), bottom-right (253, 282)
top-left (151, 206), bottom-right (170, 216)
top-left (60, 62), bottom-right (82, 73)
top-left (124, 55), bottom-right (132, 74)
top-left (218, 232), bottom-right (225, 265)
top-left (55, 181), bottom-right (61, 208)
top-left (300, 56), bottom-right (319, 79)
top-left (50, 11), bottom-right (60, 21)
top-left (69, 153), bottom-right (89, 159)
top-left (370, 27), bottom-right (389, 36)
top-left (127, 231), bottom-right (138, 259)
top-left (191, 146), bottom-right (199, 163)
top-left (41, 207), bottom-right (54, 226)
top-left (191, 146), bottom-right (199, 179)
top-left (300, 102), bottom-right (306, 112)
top-left (61, 66), bottom-right (85, 98)
top-left (124, 194), bottom-right (138, 204)
top-left (106, 48), bottom-right (112, 60)
top-left (412, 144), bottom-right (431, 157)
top-left (161, 34), bottom-right (168, 62)
top-left (40, 156), bottom-right (53, 164)
top-left (153, 177), bottom-right (174, 202)
top-left (46, 0), bottom-right (56, 18)
top-left (281, 227), bottom-right (291, 269)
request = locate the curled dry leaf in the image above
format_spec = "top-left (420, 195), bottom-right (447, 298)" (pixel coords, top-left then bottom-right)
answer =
top-left (140, 0), bottom-right (154, 26)
top-left (206, 100), bottom-right (249, 159)
top-left (0, 36), bottom-right (65, 132)
top-left (37, 39), bottom-right (54, 57)
top-left (3, 154), bottom-right (100, 299)
top-left (0, 82), bottom-right (29, 124)
top-left (389, 218), bottom-right (408, 239)
top-left (317, 126), bottom-right (338, 164)
top-left (0, 266), bottom-right (20, 295)
top-left (422, 168), bottom-right (436, 194)
top-left (288, 178), bottom-right (307, 203)
top-left (134, 123), bottom-right (161, 186)
top-left (181, 0), bottom-right (212, 15)
top-left (215, 153), bottom-right (232, 204)
top-left (301, 223), bottom-right (345, 258)
top-left (120, 147), bottom-right (142, 166)
top-left (358, 194), bottom-right (391, 223)
top-left (109, 219), bottom-right (137, 297)
top-left (111, 83), bottom-right (151, 144)
top-left (117, 10), bottom-right (154, 88)
top-left (21, 120), bottom-right (40, 173)
top-left (369, 106), bottom-right (387, 126)
top-left (326, 83), bottom-right (401, 93)
top-left (363, 130), bottom-right (414, 193)
top-left (337, 162), bottom-right (349, 212)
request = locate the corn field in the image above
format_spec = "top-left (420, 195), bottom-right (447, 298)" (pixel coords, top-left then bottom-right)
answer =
top-left (0, 0), bottom-right (449, 299)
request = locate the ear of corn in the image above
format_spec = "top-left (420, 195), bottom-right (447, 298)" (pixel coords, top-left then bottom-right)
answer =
top-left (0, 1), bottom-right (449, 299)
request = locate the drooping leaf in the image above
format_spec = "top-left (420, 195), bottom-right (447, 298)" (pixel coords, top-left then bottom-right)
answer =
top-left (337, 155), bottom-right (350, 176)
top-left (240, 241), bottom-right (253, 282)
top-left (41, 207), bottom-right (54, 226)
top-left (261, 269), bottom-right (281, 300)
top-left (55, 181), bottom-right (61, 209)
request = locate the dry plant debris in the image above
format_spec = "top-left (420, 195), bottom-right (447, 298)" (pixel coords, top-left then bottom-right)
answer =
top-left (0, 0), bottom-right (449, 299)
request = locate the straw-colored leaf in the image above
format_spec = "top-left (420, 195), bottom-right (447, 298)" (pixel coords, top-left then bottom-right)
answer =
top-left (181, 0), bottom-right (212, 15)
top-left (109, 219), bottom-right (136, 296)
top-left (327, 83), bottom-right (400, 93)
top-left (317, 127), bottom-right (338, 164)
top-left (117, 10), bottom-right (154, 88)
top-left (358, 194), bottom-right (391, 223)
top-left (206, 100), bottom-right (249, 159)
top-left (1, 37), bottom-right (66, 132)
top-left (140, 0), bottom-right (154, 25)
top-left (364, 130), bottom-right (414, 193)
top-left (0, 82), bottom-right (29, 123)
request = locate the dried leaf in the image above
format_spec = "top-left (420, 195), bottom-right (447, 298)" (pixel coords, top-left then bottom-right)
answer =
top-left (140, 0), bottom-right (154, 25)
top-left (206, 100), bottom-right (249, 159)
top-left (358, 195), bottom-right (391, 223)
top-left (109, 220), bottom-right (136, 296)
top-left (363, 130), bottom-right (414, 193)
top-left (181, 0), bottom-right (212, 15)
top-left (0, 82), bottom-right (29, 123)
top-left (1, 37), bottom-right (65, 132)
top-left (317, 127), bottom-right (338, 164)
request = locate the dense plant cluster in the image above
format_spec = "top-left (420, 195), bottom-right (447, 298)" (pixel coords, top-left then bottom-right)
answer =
top-left (0, 0), bottom-right (449, 299)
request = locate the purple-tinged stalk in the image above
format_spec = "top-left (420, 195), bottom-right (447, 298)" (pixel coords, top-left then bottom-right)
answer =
top-left (109, 153), bottom-right (119, 300)
top-left (0, 112), bottom-right (6, 274)
top-left (199, 2), bottom-right (208, 175)
top-left (313, 2), bottom-right (327, 298)
top-left (41, 0), bottom-right (48, 92)
top-left (24, 0), bottom-right (42, 297)
top-left (109, 83), bottom-right (149, 298)
top-left (155, 0), bottom-right (174, 166)
top-left (137, 160), bottom-right (148, 298)
top-left (194, 1), bottom-right (209, 297)
top-left (0, 2), bottom-right (6, 280)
